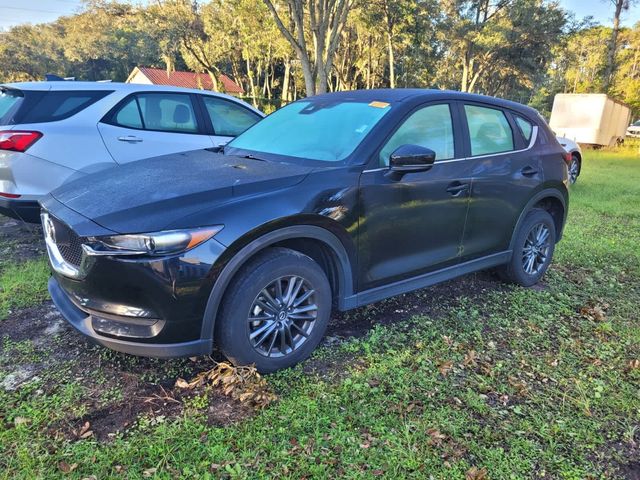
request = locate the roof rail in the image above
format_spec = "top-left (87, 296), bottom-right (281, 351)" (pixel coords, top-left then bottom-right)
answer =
top-left (45, 74), bottom-right (76, 81)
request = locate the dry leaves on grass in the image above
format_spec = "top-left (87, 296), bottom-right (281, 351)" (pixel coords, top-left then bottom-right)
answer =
top-left (580, 302), bottom-right (609, 322)
top-left (426, 427), bottom-right (446, 446)
top-left (626, 359), bottom-right (640, 372)
top-left (463, 350), bottom-right (478, 367)
top-left (438, 360), bottom-right (454, 376)
top-left (466, 466), bottom-right (489, 480)
top-left (58, 461), bottom-right (78, 474)
top-left (73, 421), bottom-right (93, 440)
top-left (175, 362), bottom-right (277, 408)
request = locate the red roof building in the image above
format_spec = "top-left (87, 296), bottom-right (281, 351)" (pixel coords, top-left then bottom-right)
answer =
top-left (126, 67), bottom-right (244, 95)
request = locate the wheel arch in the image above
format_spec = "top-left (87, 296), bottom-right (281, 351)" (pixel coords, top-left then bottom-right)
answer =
top-left (200, 222), bottom-right (356, 343)
top-left (509, 188), bottom-right (568, 251)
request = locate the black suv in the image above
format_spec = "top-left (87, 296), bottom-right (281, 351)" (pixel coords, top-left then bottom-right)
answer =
top-left (42, 89), bottom-right (569, 372)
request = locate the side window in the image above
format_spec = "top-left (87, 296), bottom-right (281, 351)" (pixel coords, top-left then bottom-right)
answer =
top-left (202, 96), bottom-right (260, 136)
top-left (110, 93), bottom-right (199, 133)
top-left (113, 97), bottom-right (143, 129)
top-left (515, 115), bottom-right (533, 143)
top-left (137, 93), bottom-right (198, 133)
top-left (379, 104), bottom-right (455, 166)
top-left (464, 105), bottom-right (514, 156)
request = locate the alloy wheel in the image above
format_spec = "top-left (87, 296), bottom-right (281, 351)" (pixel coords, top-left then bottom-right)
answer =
top-left (247, 276), bottom-right (318, 358)
top-left (522, 222), bottom-right (551, 276)
top-left (568, 158), bottom-right (579, 184)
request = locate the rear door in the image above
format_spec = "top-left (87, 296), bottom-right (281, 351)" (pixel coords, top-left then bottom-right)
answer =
top-left (459, 103), bottom-right (544, 260)
top-left (198, 95), bottom-right (263, 147)
top-left (98, 92), bottom-right (214, 164)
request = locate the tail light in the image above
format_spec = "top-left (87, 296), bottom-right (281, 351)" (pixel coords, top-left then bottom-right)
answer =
top-left (563, 152), bottom-right (572, 166)
top-left (0, 192), bottom-right (21, 199)
top-left (0, 131), bottom-right (42, 152)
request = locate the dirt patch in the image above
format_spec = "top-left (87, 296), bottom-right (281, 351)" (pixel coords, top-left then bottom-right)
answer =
top-left (1, 301), bottom-right (257, 441)
top-left (328, 270), bottom-right (505, 339)
top-left (0, 215), bottom-right (45, 264)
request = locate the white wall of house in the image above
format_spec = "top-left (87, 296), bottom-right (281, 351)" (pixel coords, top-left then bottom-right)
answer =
top-left (126, 70), bottom-right (152, 85)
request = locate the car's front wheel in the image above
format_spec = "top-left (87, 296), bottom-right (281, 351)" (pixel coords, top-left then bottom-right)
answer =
top-left (498, 208), bottom-right (556, 287)
top-left (216, 247), bottom-right (332, 373)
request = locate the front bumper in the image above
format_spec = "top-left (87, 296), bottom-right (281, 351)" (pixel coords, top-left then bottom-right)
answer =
top-left (0, 197), bottom-right (41, 223)
top-left (49, 277), bottom-right (212, 358)
top-left (41, 197), bottom-right (229, 358)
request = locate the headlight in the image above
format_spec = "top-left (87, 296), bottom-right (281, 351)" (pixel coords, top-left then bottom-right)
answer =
top-left (83, 226), bottom-right (224, 257)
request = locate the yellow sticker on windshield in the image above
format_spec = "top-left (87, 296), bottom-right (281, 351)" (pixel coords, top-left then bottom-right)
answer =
top-left (369, 101), bottom-right (390, 108)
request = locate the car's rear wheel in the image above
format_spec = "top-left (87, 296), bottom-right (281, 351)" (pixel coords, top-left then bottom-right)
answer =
top-left (568, 154), bottom-right (580, 184)
top-left (216, 247), bottom-right (332, 373)
top-left (498, 208), bottom-right (556, 287)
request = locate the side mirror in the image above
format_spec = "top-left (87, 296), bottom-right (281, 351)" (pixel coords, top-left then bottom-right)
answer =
top-left (388, 144), bottom-right (436, 177)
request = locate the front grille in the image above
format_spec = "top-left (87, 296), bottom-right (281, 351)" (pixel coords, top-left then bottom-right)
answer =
top-left (50, 217), bottom-right (86, 267)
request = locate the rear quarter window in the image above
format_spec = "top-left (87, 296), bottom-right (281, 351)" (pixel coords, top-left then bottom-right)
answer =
top-left (0, 89), bottom-right (24, 125)
top-left (515, 116), bottom-right (533, 143)
top-left (16, 90), bottom-right (112, 124)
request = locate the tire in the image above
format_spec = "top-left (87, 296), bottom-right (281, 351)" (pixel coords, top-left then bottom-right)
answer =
top-left (498, 208), bottom-right (556, 287)
top-left (215, 247), bottom-right (332, 373)
top-left (568, 154), bottom-right (580, 185)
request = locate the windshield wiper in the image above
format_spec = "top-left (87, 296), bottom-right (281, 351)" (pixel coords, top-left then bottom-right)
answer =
top-left (240, 153), bottom-right (266, 162)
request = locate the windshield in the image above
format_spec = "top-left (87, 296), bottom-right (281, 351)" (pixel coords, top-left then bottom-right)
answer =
top-left (0, 88), bottom-right (23, 125)
top-left (226, 99), bottom-right (392, 162)
top-left (634, 120), bottom-right (640, 126)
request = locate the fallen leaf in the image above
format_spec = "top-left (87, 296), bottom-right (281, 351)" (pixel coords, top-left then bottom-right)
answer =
top-left (175, 378), bottom-right (191, 389)
top-left (580, 303), bottom-right (607, 322)
top-left (427, 428), bottom-right (446, 446)
top-left (463, 350), bottom-right (478, 367)
top-left (13, 416), bottom-right (30, 426)
top-left (438, 361), bottom-right (454, 376)
top-left (627, 359), bottom-right (640, 371)
top-left (143, 467), bottom-right (157, 477)
top-left (466, 466), bottom-right (488, 480)
top-left (77, 421), bottom-right (93, 439)
top-left (58, 461), bottom-right (78, 474)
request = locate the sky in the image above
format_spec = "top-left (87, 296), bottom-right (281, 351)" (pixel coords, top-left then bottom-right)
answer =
top-left (0, 0), bottom-right (638, 31)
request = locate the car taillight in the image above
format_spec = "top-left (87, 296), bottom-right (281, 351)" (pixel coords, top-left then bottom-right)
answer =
top-left (0, 192), bottom-right (21, 199)
top-left (0, 131), bottom-right (42, 152)
top-left (563, 152), bottom-right (572, 166)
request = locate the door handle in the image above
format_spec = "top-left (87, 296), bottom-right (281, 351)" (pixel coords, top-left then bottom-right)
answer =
top-left (521, 165), bottom-right (539, 176)
top-left (117, 135), bottom-right (143, 143)
top-left (446, 181), bottom-right (470, 197)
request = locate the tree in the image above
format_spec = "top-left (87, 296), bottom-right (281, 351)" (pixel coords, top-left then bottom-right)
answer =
top-left (436, 0), bottom-right (565, 96)
top-left (603, 0), bottom-right (638, 90)
top-left (262, 0), bottom-right (356, 95)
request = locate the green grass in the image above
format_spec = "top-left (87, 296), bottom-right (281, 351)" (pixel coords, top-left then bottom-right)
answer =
top-left (0, 257), bottom-right (50, 320)
top-left (1, 149), bottom-right (640, 479)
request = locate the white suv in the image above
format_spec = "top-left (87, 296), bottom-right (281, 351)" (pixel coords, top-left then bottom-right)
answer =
top-left (0, 81), bottom-right (264, 222)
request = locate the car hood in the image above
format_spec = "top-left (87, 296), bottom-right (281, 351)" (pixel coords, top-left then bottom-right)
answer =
top-left (48, 149), bottom-right (314, 234)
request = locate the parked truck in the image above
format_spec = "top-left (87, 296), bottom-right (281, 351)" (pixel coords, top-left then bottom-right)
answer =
top-left (549, 93), bottom-right (631, 147)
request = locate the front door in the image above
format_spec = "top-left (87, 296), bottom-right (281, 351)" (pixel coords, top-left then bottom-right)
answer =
top-left (358, 102), bottom-right (471, 291)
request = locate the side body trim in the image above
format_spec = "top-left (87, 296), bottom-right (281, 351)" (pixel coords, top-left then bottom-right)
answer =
top-left (343, 250), bottom-right (512, 309)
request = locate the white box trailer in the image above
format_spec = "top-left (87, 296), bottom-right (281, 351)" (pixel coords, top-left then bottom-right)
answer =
top-left (549, 93), bottom-right (631, 147)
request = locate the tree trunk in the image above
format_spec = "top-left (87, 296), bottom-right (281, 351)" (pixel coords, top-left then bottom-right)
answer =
top-left (282, 59), bottom-right (291, 106)
top-left (387, 32), bottom-right (395, 88)
top-left (604, 0), bottom-right (625, 90)
top-left (246, 58), bottom-right (258, 107)
top-left (207, 70), bottom-right (219, 92)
